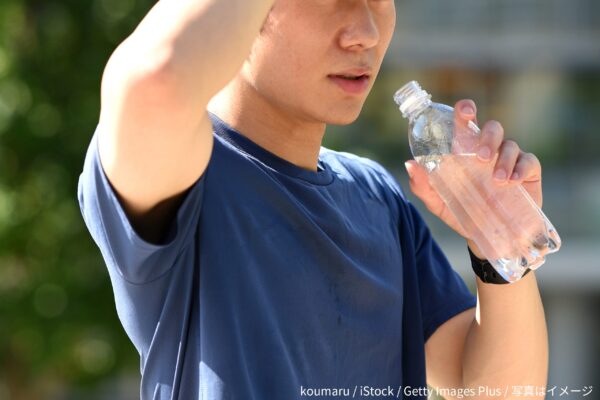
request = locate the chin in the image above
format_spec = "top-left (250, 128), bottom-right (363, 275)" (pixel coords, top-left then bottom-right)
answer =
top-left (301, 97), bottom-right (365, 126)
top-left (319, 106), bottom-right (363, 126)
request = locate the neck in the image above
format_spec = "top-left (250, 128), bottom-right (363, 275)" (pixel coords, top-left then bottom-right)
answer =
top-left (207, 77), bottom-right (326, 172)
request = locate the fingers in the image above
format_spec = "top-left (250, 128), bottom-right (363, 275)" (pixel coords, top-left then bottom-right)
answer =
top-left (512, 152), bottom-right (542, 182)
top-left (452, 100), bottom-right (480, 154)
top-left (477, 120), bottom-right (504, 161)
top-left (472, 119), bottom-right (540, 184)
top-left (454, 99), bottom-right (478, 124)
top-left (449, 101), bottom-right (542, 190)
top-left (493, 140), bottom-right (521, 182)
top-left (453, 100), bottom-right (478, 138)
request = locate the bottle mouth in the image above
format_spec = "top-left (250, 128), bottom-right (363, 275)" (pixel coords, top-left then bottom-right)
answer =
top-left (394, 81), bottom-right (432, 119)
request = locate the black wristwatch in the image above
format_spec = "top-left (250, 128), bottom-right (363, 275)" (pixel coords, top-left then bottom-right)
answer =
top-left (468, 247), bottom-right (531, 284)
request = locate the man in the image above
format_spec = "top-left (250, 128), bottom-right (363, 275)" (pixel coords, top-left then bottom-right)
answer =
top-left (78, 0), bottom-right (548, 399)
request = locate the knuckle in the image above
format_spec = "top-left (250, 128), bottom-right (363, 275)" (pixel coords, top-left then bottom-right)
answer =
top-left (498, 141), bottom-right (520, 162)
top-left (503, 140), bottom-right (519, 151)
top-left (525, 151), bottom-right (539, 162)
top-left (482, 121), bottom-right (504, 143)
top-left (485, 120), bottom-right (503, 133)
top-left (524, 152), bottom-right (541, 168)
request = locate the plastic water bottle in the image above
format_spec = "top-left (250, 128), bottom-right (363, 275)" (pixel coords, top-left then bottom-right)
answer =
top-left (393, 81), bottom-right (561, 283)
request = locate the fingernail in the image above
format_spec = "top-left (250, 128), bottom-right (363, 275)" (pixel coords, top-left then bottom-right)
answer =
top-left (510, 172), bottom-right (520, 181)
top-left (404, 162), bottom-right (414, 178)
top-left (462, 105), bottom-right (475, 116)
top-left (494, 169), bottom-right (507, 181)
top-left (478, 146), bottom-right (491, 160)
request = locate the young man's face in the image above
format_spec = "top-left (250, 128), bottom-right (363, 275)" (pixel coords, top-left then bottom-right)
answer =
top-left (242, 0), bottom-right (396, 125)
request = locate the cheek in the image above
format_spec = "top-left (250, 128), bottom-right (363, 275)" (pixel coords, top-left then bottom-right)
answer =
top-left (259, 33), bottom-right (319, 91)
top-left (379, 14), bottom-right (396, 48)
top-left (245, 42), bottom-right (311, 112)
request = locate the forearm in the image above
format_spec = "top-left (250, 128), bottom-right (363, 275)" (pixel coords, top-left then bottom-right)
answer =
top-left (128, 0), bottom-right (274, 101)
top-left (462, 272), bottom-right (548, 398)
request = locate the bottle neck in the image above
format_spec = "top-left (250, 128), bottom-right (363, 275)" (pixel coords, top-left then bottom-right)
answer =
top-left (394, 81), bottom-right (432, 121)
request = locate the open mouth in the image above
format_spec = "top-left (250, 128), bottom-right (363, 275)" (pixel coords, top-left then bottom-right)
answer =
top-left (331, 74), bottom-right (369, 81)
top-left (328, 73), bottom-right (371, 94)
top-left (337, 74), bottom-right (368, 80)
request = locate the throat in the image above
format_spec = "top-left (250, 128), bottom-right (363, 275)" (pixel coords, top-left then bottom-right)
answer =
top-left (208, 79), bottom-right (326, 172)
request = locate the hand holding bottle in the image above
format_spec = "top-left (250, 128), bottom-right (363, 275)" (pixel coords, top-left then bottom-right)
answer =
top-left (404, 99), bottom-right (543, 259)
top-left (395, 81), bottom-right (560, 282)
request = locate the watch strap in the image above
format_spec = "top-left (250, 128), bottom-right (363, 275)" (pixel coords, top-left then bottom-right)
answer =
top-left (468, 247), bottom-right (531, 284)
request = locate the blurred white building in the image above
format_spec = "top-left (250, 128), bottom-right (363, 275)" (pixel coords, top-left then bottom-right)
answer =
top-left (390, 0), bottom-right (600, 69)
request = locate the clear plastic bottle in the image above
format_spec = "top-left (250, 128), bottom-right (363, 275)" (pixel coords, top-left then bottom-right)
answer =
top-left (393, 81), bottom-right (561, 283)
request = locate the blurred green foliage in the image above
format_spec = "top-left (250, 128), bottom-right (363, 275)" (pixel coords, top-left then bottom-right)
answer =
top-left (0, 0), bottom-right (157, 398)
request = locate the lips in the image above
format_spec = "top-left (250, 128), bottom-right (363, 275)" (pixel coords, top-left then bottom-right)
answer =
top-left (336, 74), bottom-right (368, 80)
top-left (328, 69), bottom-right (372, 95)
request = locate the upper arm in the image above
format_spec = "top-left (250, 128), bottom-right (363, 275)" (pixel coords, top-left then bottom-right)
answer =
top-left (400, 202), bottom-right (477, 395)
top-left (425, 306), bottom-right (477, 394)
top-left (97, 38), bottom-right (213, 243)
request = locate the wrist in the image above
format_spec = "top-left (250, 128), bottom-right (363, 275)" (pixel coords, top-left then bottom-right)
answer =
top-left (466, 238), bottom-right (534, 284)
top-left (466, 239), bottom-right (485, 259)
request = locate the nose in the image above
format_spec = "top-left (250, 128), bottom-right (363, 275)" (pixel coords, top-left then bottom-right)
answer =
top-left (338, 3), bottom-right (380, 51)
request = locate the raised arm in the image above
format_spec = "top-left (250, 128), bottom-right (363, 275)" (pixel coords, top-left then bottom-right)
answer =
top-left (97, 0), bottom-right (274, 243)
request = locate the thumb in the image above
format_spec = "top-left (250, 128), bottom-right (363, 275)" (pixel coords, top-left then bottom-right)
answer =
top-left (404, 160), bottom-right (433, 201)
top-left (405, 159), bottom-right (466, 237)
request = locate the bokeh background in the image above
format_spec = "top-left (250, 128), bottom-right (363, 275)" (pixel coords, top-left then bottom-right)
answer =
top-left (0, 0), bottom-right (598, 399)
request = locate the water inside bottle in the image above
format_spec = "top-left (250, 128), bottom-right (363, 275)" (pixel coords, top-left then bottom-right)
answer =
top-left (415, 153), bottom-right (561, 282)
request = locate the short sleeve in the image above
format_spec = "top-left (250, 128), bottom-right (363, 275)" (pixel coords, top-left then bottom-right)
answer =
top-left (77, 126), bottom-right (205, 285)
top-left (364, 160), bottom-right (477, 342)
top-left (407, 202), bottom-right (477, 342)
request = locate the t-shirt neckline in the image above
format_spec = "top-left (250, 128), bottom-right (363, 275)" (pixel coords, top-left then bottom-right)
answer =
top-left (209, 112), bottom-right (334, 186)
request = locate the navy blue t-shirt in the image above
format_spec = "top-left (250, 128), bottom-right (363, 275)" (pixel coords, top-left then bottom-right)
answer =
top-left (77, 114), bottom-right (476, 400)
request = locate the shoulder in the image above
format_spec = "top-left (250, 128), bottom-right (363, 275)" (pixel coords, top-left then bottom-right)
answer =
top-left (320, 147), bottom-right (407, 201)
